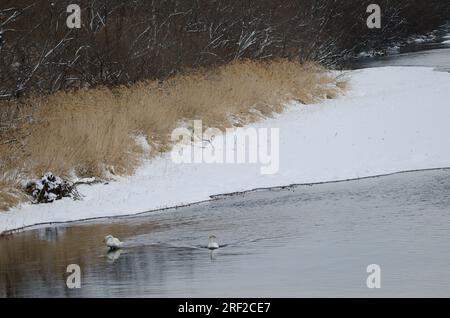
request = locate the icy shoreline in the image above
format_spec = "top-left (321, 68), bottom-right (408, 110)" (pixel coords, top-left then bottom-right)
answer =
top-left (1, 66), bottom-right (450, 234)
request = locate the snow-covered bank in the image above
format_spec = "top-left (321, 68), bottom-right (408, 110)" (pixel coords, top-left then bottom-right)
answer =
top-left (1, 66), bottom-right (450, 234)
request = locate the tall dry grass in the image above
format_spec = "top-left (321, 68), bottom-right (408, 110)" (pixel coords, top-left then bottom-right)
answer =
top-left (0, 59), bottom-right (345, 210)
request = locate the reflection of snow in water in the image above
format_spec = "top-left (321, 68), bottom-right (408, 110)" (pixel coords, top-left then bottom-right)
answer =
top-left (36, 227), bottom-right (67, 242)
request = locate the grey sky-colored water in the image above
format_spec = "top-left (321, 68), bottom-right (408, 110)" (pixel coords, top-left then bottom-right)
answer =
top-left (1, 169), bottom-right (450, 297)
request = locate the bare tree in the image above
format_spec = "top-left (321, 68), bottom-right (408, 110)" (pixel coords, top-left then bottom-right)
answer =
top-left (0, 0), bottom-right (448, 99)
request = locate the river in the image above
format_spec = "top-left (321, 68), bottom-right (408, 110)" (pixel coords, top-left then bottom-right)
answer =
top-left (1, 35), bottom-right (449, 298)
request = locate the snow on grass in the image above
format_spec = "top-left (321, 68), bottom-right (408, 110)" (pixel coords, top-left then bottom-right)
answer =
top-left (1, 66), bottom-right (450, 234)
top-left (442, 33), bottom-right (450, 44)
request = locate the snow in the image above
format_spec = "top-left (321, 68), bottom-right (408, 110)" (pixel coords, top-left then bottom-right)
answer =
top-left (408, 33), bottom-right (437, 44)
top-left (442, 33), bottom-right (450, 44)
top-left (25, 172), bottom-right (77, 203)
top-left (1, 66), bottom-right (450, 234)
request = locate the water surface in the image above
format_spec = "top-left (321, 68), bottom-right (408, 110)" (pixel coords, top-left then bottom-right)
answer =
top-left (1, 169), bottom-right (450, 297)
top-left (351, 35), bottom-right (450, 72)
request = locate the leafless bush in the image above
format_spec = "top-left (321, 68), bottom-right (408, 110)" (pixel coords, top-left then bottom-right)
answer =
top-left (0, 0), bottom-right (448, 99)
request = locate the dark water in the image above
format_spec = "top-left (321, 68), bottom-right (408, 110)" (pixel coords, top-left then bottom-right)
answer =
top-left (1, 169), bottom-right (450, 297)
top-left (351, 34), bottom-right (450, 72)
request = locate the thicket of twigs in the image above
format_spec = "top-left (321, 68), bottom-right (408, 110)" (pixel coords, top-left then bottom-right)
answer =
top-left (0, 0), bottom-right (449, 99)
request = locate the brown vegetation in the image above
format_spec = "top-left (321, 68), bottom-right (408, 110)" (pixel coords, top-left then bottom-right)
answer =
top-left (0, 59), bottom-right (345, 210)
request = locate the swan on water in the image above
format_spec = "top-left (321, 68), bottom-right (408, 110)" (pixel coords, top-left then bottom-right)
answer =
top-left (207, 235), bottom-right (219, 250)
top-left (104, 235), bottom-right (123, 250)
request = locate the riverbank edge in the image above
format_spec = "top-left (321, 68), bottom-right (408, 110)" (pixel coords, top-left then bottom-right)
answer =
top-left (1, 166), bottom-right (449, 236)
top-left (2, 66), bottom-right (450, 236)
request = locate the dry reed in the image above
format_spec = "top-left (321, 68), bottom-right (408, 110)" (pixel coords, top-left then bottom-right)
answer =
top-left (0, 59), bottom-right (345, 210)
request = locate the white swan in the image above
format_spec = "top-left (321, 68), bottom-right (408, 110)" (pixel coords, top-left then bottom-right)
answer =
top-left (207, 235), bottom-right (219, 250)
top-left (104, 235), bottom-right (123, 250)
